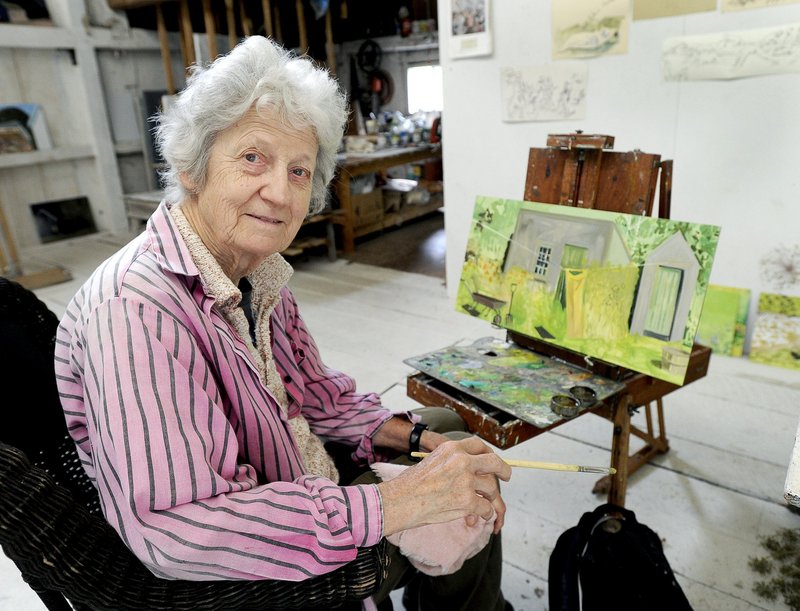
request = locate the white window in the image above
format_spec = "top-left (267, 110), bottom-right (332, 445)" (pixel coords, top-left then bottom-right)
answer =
top-left (407, 64), bottom-right (443, 113)
top-left (534, 246), bottom-right (551, 276)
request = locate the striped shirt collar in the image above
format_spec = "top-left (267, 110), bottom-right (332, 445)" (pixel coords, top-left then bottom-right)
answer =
top-left (147, 200), bottom-right (293, 312)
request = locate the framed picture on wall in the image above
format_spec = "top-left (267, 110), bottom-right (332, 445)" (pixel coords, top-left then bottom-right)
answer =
top-left (448, 0), bottom-right (492, 59)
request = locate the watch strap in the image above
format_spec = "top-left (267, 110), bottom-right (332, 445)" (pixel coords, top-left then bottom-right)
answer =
top-left (408, 422), bottom-right (429, 454)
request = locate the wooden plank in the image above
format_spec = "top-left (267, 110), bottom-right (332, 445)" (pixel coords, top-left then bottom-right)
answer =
top-left (658, 159), bottom-right (673, 220)
top-left (202, 0), bottom-right (218, 60)
top-left (273, 1), bottom-right (282, 40)
top-left (155, 3), bottom-right (176, 93)
top-left (225, 0), bottom-right (237, 49)
top-left (0, 198), bottom-right (20, 276)
top-left (607, 393), bottom-right (631, 505)
top-left (108, 0), bottom-right (174, 9)
top-left (523, 147), bottom-right (568, 203)
top-left (546, 133), bottom-right (614, 149)
top-left (178, 0), bottom-right (195, 67)
top-left (238, 0), bottom-right (252, 37)
top-left (11, 267), bottom-right (72, 290)
top-left (295, 0), bottom-right (307, 52)
top-left (592, 151), bottom-right (661, 216)
top-left (574, 148), bottom-right (603, 208)
top-left (261, 0), bottom-right (274, 37)
top-left (325, 8), bottom-right (336, 74)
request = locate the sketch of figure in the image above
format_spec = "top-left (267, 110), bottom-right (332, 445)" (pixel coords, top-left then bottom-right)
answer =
top-left (500, 64), bottom-right (588, 122)
top-left (559, 27), bottom-right (619, 53)
top-left (663, 22), bottom-right (800, 81)
top-left (722, 0), bottom-right (800, 12)
top-left (552, 0), bottom-right (629, 59)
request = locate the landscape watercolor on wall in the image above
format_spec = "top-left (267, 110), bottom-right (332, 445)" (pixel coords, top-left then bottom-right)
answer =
top-left (456, 197), bottom-right (721, 385)
top-left (695, 284), bottom-right (750, 357)
top-left (749, 293), bottom-right (800, 371)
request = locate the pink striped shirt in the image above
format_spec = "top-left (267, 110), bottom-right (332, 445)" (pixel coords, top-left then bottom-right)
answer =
top-left (54, 202), bottom-right (397, 582)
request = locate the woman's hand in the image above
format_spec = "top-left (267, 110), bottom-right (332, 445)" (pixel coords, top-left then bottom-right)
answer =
top-left (371, 415), bottom-right (448, 453)
top-left (377, 437), bottom-right (512, 537)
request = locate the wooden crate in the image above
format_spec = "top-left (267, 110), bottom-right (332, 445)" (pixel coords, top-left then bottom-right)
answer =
top-left (352, 190), bottom-right (383, 227)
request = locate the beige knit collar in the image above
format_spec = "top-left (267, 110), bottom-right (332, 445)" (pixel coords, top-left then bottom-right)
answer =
top-left (168, 203), bottom-right (293, 313)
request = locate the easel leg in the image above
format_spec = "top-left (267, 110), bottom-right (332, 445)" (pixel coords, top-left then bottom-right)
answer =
top-left (607, 394), bottom-right (631, 507)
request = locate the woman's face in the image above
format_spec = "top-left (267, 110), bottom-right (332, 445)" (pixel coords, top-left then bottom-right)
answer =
top-left (181, 105), bottom-right (318, 280)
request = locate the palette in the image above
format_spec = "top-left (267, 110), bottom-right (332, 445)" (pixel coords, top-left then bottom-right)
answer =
top-left (404, 337), bottom-right (625, 428)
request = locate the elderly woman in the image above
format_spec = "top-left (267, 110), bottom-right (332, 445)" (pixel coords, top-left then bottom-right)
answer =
top-left (55, 36), bottom-right (511, 610)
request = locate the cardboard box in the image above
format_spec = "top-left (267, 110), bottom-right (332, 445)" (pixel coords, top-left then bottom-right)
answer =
top-left (352, 190), bottom-right (383, 227)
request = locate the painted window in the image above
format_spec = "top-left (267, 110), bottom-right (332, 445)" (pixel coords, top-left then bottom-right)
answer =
top-left (644, 265), bottom-right (684, 340)
top-left (534, 246), bottom-right (552, 276)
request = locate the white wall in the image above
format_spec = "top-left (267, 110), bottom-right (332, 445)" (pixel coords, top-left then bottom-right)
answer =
top-left (438, 1), bottom-right (800, 345)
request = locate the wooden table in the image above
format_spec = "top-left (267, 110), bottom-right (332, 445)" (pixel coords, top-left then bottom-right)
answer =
top-left (406, 335), bottom-right (711, 507)
top-left (332, 144), bottom-right (443, 254)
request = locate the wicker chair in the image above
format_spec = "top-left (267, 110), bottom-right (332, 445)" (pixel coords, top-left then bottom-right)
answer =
top-left (0, 276), bottom-right (388, 610)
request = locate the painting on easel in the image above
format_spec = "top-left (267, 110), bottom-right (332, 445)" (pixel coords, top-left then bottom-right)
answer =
top-left (456, 197), bottom-right (721, 385)
top-left (749, 293), bottom-right (800, 371)
top-left (695, 284), bottom-right (750, 357)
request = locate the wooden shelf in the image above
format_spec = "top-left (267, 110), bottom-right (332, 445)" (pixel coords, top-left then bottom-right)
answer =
top-left (0, 24), bottom-right (76, 49)
top-left (350, 199), bottom-right (443, 240)
top-left (0, 23), bottom-right (164, 51)
top-left (0, 146), bottom-right (94, 170)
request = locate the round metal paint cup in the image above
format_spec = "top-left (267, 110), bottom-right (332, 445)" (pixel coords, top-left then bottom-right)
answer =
top-left (551, 394), bottom-right (580, 418)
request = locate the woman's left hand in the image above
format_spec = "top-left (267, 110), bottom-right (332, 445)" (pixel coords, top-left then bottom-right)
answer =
top-left (372, 415), bottom-right (448, 454)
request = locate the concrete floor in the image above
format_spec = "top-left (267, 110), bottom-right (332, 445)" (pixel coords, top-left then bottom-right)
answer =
top-left (3, 227), bottom-right (800, 611)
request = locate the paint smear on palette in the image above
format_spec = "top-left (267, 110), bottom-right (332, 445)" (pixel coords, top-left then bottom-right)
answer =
top-left (749, 293), bottom-right (800, 371)
top-left (404, 337), bottom-right (626, 428)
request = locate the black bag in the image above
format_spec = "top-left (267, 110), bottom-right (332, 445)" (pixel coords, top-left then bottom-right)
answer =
top-left (548, 503), bottom-right (693, 611)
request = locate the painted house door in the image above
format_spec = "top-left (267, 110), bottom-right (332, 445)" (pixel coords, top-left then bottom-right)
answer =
top-left (644, 265), bottom-right (684, 340)
top-left (556, 244), bottom-right (588, 307)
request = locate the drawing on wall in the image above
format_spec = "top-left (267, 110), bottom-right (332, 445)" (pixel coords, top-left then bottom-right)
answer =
top-left (633, 0), bottom-right (716, 20)
top-left (722, 0), bottom-right (800, 11)
top-left (552, 0), bottom-right (629, 60)
top-left (761, 244), bottom-right (800, 291)
top-left (749, 293), bottom-right (800, 370)
top-left (456, 197), bottom-right (721, 385)
top-left (404, 337), bottom-right (625, 428)
top-left (449, 0), bottom-right (492, 59)
top-left (663, 22), bottom-right (800, 81)
top-left (500, 64), bottom-right (588, 122)
top-left (696, 285), bottom-right (750, 357)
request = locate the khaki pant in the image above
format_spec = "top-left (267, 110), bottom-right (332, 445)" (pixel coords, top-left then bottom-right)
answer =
top-left (337, 407), bottom-right (508, 611)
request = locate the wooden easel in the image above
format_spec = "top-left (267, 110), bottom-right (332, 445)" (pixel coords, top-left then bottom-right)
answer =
top-left (407, 132), bottom-right (710, 507)
top-left (519, 132), bottom-right (675, 497)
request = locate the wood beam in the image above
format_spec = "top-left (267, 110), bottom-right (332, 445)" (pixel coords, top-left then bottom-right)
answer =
top-left (155, 2), bottom-right (176, 93)
top-left (225, 0), bottom-right (237, 49)
top-left (261, 0), bottom-right (273, 37)
top-left (295, 0), bottom-right (307, 52)
top-left (202, 0), bottom-right (218, 60)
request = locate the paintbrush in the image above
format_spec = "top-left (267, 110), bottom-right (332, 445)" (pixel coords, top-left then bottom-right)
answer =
top-left (409, 452), bottom-right (616, 475)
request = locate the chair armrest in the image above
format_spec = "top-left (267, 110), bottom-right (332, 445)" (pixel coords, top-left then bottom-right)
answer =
top-left (0, 442), bottom-right (388, 610)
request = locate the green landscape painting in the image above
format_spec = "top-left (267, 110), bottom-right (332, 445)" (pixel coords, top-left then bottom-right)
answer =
top-left (456, 197), bottom-right (721, 385)
top-left (696, 285), bottom-right (750, 357)
top-left (749, 293), bottom-right (800, 371)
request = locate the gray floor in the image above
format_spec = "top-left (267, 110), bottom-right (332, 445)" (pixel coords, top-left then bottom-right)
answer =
top-left (3, 230), bottom-right (800, 611)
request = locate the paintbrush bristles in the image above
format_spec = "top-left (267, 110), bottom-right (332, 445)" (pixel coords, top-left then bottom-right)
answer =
top-left (409, 452), bottom-right (617, 475)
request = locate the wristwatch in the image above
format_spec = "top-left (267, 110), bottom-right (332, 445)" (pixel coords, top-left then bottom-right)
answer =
top-left (408, 422), bottom-right (429, 454)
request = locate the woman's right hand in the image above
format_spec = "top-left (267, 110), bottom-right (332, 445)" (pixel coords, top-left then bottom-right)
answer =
top-left (377, 436), bottom-right (512, 537)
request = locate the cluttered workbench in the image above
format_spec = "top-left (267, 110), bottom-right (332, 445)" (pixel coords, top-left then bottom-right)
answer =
top-left (404, 133), bottom-right (714, 507)
top-left (332, 143), bottom-right (442, 254)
